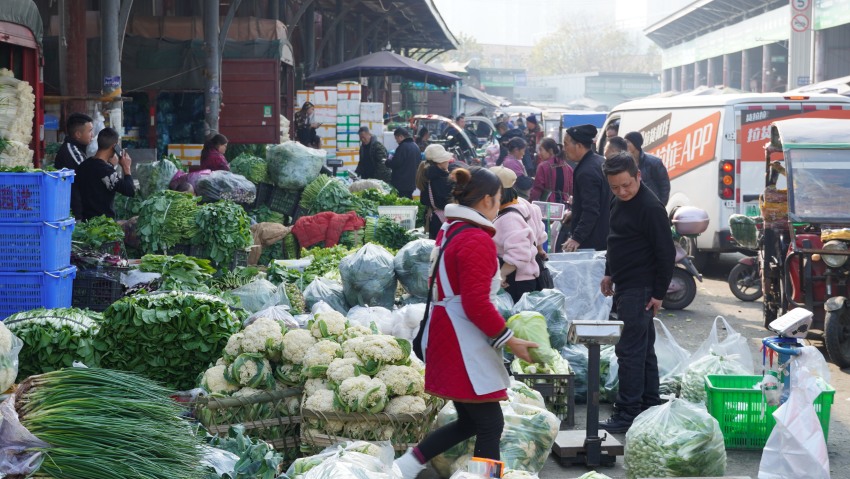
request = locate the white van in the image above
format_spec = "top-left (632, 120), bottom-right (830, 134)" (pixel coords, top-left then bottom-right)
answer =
top-left (599, 93), bottom-right (850, 263)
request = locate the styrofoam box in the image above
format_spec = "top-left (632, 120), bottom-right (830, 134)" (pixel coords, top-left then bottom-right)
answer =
top-left (337, 100), bottom-right (361, 116)
top-left (313, 86), bottom-right (337, 106)
top-left (337, 82), bottom-right (362, 101)
top-left (360, 102), bottom-right (384, 122)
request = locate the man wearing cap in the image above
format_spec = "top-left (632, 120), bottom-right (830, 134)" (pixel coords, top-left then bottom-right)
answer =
top-left (386, 127), bottom-right (421, 199)
top-left (524, 114), bottom-right (544, 176)
top-left (624, 131), bottom-right (671, 206)
top-left (562, 124), bottom-right (611, 252)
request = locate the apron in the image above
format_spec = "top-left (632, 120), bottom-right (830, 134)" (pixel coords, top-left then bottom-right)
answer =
top-left (421, 221), bottom-right (512, 396)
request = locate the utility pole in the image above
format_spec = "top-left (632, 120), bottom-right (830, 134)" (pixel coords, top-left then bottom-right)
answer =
top-left (204, 0), bottom-right (221, 134)
top-left (101, 0), bottom-right (122, 135)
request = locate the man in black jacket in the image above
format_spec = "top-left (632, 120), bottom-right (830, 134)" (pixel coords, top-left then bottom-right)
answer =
top-left (54, 113), bottom-right (94, 218)
top-left (624, 131), bottom-right (671, 206)
top-left (386, 127), bottom-right (421, 199)
top-left (356, 126), bottom-right (391, 182)
top-left (562, 124), bottom-right (611, 252)
top-left (599, 152), bottom-right (676, 433)
top-left (75, 128), bottom-right (135, 221)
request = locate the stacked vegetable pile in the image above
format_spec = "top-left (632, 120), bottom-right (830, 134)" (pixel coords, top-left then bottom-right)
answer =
top-left (136, 159), bottom-right (180, 198)
top-left (267, 142), bottom-right (325, 190)
top-left (0, 321), bottom-right (22, 392)
top-left (137, 190), bottom-right (201, 253)
top-left (4, 308), bottom-right (101, 379)
top-left (300, 175), bottom-right (378, 218)
top-left (393, 240), bottom-right (435, 299)
top-left (0, 68), bottom-right (35, 167)
top-left (431, 381), bottom-right (561, 478)
top-left (139, 253), bottom-right (217, 291)
top-left (339, 244), bottom-right (398, 309)
top-left (362, 216), bottom-right (416, 251)
top-left (196, 171), bottom-right (257, 204)
top-left (72, 215), bottom-right (125, 250)
top-left (286, 440), bottom-right (396, 479)
top-left (202, 425), bottom-right (289, 479)
top-left (230, 153), bottom-right (269, 185)
top-left (97, 291), bottom-right (241, 390)
top-left (193, 200), bottom-right (254, 267)
top-left (12, 367), bottom-right (206, 479)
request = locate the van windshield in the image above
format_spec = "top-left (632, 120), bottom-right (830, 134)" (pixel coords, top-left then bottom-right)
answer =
top-left (787, 148), bottom-right (850, 222)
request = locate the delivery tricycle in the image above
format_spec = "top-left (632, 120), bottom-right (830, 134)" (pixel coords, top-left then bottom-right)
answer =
top-left (759, 118), bottom-right (850, 367)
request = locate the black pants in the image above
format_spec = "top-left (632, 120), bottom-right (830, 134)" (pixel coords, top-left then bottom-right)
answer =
top-left (505, 271), bottom-right (538, 303)
top-left (398, 190), bottom-right (414, 199)
top-left (427, 211), bottom-right (443, 240)
top-left (613, 287), bottom-right (661, 418)
top-left (417, 401), bottom-right (504, 461)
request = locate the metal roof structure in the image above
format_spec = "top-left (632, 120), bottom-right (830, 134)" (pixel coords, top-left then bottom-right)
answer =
top-left (644, 0), bottom-right (785, 48)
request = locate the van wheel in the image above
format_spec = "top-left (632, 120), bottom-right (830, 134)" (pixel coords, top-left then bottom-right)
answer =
top-left (825, 309), bottom-right (850, 369)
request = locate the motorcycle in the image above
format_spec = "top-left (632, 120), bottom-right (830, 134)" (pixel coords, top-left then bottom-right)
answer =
top-left (728, 255), bottom-right (763, 301)
top-left (663, 206), bottom-right (709, 310)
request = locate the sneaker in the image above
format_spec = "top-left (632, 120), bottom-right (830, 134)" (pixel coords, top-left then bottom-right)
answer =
top-left (394, 448), bottom-right (426, 479)
top-left (599, 413), bottom-right (634, 433)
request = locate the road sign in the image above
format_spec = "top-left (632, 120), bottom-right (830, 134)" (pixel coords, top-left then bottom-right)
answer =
top-left (792, 13), bottom-right (810, 32)
top-left (792, 0), bottom-right (810, 11)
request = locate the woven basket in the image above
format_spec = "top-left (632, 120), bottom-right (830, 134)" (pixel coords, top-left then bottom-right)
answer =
top-left (300, 403), bottom-right (439, 454)
top-left (194, 387), bottom-right (302, 456)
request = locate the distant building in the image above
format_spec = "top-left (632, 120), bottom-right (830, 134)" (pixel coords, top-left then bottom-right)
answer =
top-left (529, 72), bottom-right (661, 110)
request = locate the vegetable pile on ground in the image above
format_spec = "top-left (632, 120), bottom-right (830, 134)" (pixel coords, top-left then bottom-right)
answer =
top-left (286, 440), bottom-right (395, 479)
top-left (139, 254), bottom-right (216, 291)
top-left (11, 368), bottom-right (205, 478)
top-left (4, 308), bottom-right (101, 379)
top-left (72, 215), bottom-right (125, 250)
top-left (230, 153), bottom-right (269, 185)
top-left (96, 291), bottom-right (241, 390)
top-left (137, 190), bottom-right (201, 253)
top-left (0, 69), bottom-right (35, 167)
top-left (267, 142), bottom-right (325, 190)
top-left (193, 200), bottom-right (254, 267)
top-left (0, 321), bottom-right (22, 392)
top-left (202, 425), bottom-right (289, 479)
top-left (339, 244), bottom-right (398, 309)
top-left (624, 398), bottom-right (727, 479)
top-left (363, 216), bottom-right (416, 251)
top-left (300, 175), bottom-right (378, 218)
top-left (136, 158), bottom-right (180, 198)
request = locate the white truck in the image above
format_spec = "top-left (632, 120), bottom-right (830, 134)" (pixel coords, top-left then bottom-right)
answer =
top-left (599, 93), bottom-right (850, 265)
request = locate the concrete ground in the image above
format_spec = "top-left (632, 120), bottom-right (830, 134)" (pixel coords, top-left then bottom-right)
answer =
top-left (423, 254), bottom-right (850, 479)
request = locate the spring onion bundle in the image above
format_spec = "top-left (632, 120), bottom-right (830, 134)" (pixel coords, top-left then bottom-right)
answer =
top-left (16, 367), bottom-right (206, 479)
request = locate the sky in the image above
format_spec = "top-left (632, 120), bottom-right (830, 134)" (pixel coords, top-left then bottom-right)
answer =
top-left (432, 0), bottom-right (680, 47)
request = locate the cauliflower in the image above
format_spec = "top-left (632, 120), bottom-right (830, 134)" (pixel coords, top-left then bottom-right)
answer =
top-left (215, 357), bottom-right (227, 367)
top-left (385, 395), bottom-right (427, 415)
top-left (343, 422), bottom-right (394, 441)
top-left (233, 386), bottom-right (262, 398)
top-left (281, 395), bottom-right (301, 415)
top-left (229, 353), bottom-right (274, 389)
top-left (338, 376), bottom-right (388, 413)
top-left (223, 332), bottom-right (244, 363)
top-left (376, 365), bottom-right (424, 397)
top-left (304, 378), bottom-right (331, 397)
top-left (274, 363), bottom-right (303, 387)
top-left (304, 388), bottom-right (336, 412)
top-left (281, 329), bottom-right (317, 364)
top-left (200, 364), bottom-right (239, 395)
top-left (240, 317), bottom-right (285, 361)
top-left (344, 441), bottom-right (384, 457)
top-left (310, 311), bottom-right (348, 340)
top-left (342, 335), bottom-right (367, 358)
top-left (326, 357), bottom-right (362, 384)
top-left (408, 354), bottom-right (425, 374)
top-left (342, 324), bottom-right (373, 341)
top-left (302, 340), bottom-right (342, 378)
top-left (352, 334), bottom-right (409, 365)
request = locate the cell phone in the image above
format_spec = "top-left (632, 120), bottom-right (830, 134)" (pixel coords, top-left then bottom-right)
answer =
top-left (113, 144), bottom-right (123, 158)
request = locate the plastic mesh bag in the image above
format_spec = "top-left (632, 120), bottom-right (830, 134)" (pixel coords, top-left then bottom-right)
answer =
top-left (304, 278), bottom-right (349, 315)
top-left (339, 244), bottom-right (398, 309)
top-left (267, 141), bottom-right (326, 190)
top-left (512, 289), bottom-right (569, 350)
top-left (393, 239), bottom-right (435, 299)
top-left (136, 159), bottom-right (179, 198)
top-left (195, 170), bottom-right (257, 204)
top-left (229, 279), bottom-right (286, 314)
top-left (654, 318), bottom-right (691, 396)
top-left (624, 398), bottom-right (726, 479)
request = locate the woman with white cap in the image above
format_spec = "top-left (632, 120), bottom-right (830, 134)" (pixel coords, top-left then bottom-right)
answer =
top-left (416, 144), bottom-right (454, 239)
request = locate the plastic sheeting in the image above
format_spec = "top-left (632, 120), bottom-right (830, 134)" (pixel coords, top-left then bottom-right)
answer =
top-left (547, 252), bottom-right (612, 324)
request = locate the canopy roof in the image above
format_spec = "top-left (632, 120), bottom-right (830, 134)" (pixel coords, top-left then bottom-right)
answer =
top-left (0, 0), bottom-right (42, 47)
top-left (308, 50), bottom-right (460, 86)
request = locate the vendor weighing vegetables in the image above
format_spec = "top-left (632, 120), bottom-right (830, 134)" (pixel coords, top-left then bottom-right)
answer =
top-left (75, 127), bottom-right (135, 221)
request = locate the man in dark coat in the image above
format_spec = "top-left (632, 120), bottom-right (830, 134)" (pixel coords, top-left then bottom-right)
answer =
top-left (386, 127), bottom-right (422, 199)
top-left (356, 126), bottom-right (391, 182)
top-left (624, 131), bottom-right (671, 206)
top-left (54, 113), bottom-right (94, 218)
top-left (562, 124), bottom-right (611, 252)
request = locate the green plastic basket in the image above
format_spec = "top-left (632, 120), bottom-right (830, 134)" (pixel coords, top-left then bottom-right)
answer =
top-left (705, 375), bottom-right (834, 450)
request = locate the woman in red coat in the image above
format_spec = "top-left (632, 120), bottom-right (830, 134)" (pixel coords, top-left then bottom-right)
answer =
top-left (200, 133), bottom-right (230, 171)
top-left (395, 167), bottom-right (538, 479)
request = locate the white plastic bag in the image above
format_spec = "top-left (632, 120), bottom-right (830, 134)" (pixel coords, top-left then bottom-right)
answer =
top-left (245, 305), bottom-right (298, 329)
top-left (654, 318), bottom-right (691, 396)
top-left (347, 305), bottom-right (394, 334)
top-left (758, 348), bottom-right (831, 479)
top-left (391, 304), bottom-right (426, 341)
top-left (0, 395), bottom-right (49, 475)
top-left (0, 323), bottom-right (23, 392)
top-left (230, 279), bottom-right (287, 314)
top-left (689, 316), bottom-right (754, 374)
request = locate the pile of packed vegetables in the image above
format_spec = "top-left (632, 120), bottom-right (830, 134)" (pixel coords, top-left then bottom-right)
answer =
top-left (0, 68), bottom-right (35, 167)
top-left (137, 190), bottom-right (202, 253)
top-left (230, 153), bottom-right (269, 185)
top-left (72, 215), bottom-right (125, 250)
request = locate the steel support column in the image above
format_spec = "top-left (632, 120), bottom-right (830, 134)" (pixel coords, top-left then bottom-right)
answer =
top-left (204, 0), bottom-right (221, 133)
top-left (304, 3), bottom-right (316, 78)
top-left (66, 0), bottom-right (87, 114)
top-left (694, 60), bottom-right (702, 89)
top-left (101, 0), bottom-right (122, 133)
top-left (661, 68), bottom-right (670, 92)
top-left (761, 43), bottom-right (773, 93)
top-left (336, 0), bottom-right (345, 63)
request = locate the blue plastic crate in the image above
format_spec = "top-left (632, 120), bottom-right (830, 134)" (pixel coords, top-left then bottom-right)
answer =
top-left (0, 218), bottom-right (75, 271)
top-left (0, 266), bottom-right (76, 320)
top-left (0, 170), bottom-right (74, 222)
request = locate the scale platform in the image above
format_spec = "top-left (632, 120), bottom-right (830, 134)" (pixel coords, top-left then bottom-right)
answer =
top-left (552, 430), bottom-right (623, 467)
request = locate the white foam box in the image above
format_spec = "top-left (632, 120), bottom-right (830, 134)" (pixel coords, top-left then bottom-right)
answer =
top-left (337, 115), bottom-right (361, 134)
top-left (360, 102), bottom-right (384, 122)
top-left (382, 132), bottom-right (399, 151)
top-left (337, 82), bottom-right (362, 101)
top-left (361, 121), bottom-right (384, 138)
top-left (313, 105), bottom-right (337, 125)
top-left (313, 86), bottom-right (337, 106)
top-left (337, 99), bottom-right (361, 116)
top-left (320, 143), bottom-right (337, 158)
top-left (167, 144), bottom-right (202, 168)
top-left (337, 148), bottom-right (360, 169)
top-left (316, 125), bottom-right (337, 138)
top-left (296, 90), bottom-right (314, 107)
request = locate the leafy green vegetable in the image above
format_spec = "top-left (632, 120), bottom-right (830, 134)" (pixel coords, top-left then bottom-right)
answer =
top-left (193, 201), bottom-right (254, 267)
top-left (163, 152), bottom-right (188, 172)
top-left (354, 189), bottom-right (426, 228)
top-left (97, 291), bottom-right (242, 390)
top-left (209, 267), bottom-right (263, 291)
top-left (73, 215), bottom-right (125, 249)
top-left (301, 175), bottom-right (378, 218)
top-left (203, 425), bottom-right (288, 479)
top-left (363, 216), bottom-right (415, 251)
top-left (4, 308), bottom-right (101, 378)
top-left (137, 191), bottom-right (201, 254)
top-left (114, 194), bottom-right (144, 220)
top-left (136, 159), bottom-right (180, 198)
top-left (230, 153), bottom-right (269, 184)
top-left (225, 143), bottom-right (268, 162)
top-left (251, 206), bottom-right (284, 225)
top-left (139, 254), bottom-right (216, 291)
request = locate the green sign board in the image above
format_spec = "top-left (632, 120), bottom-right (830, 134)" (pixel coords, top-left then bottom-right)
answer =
top-left (263, 105), bottom-right (272, 118)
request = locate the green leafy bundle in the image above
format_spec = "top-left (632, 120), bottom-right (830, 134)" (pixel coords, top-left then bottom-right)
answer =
top-left (209, 267), bottom-right (263, 291)
top-left (114, 194), bottom-right (144, 220)
top-left (97, 291), bottom-right (241, 390)
top-left (4, 308), bottom-right (101, 379)
top-left (267, 245), bottom-right (350, 288)
top-left (163, 152), bottom-right (188, 172)
top-left (364, 216), bottom-right (415, 251)
top-left (354, 189), bottom-right (426, 227)
top-left (139, 254), bottom-right (217, 291)
top-left (193, 201), bottom-right (254, 267)
top-left (72, 215), bottom-right (125, 249)
top-left (301, 175), bottom-right (378, 218)
top-left (230, 153), bottom-right (269, 184)
top-left (203, 425), bottom-right (287, 479)
top-left (251, 205), bottom-right (284, 225)
top-left (137, 191), bottom-right (201, 254)
top-left (18, 368), bottom-right (206, 479)
top-left (136, 159), bottom-right (180, 198)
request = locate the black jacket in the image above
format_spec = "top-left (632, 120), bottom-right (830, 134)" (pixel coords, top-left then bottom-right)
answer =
top-left (420, 164), bottom-right (451, 211)
top-left (54, 138), bottom-right (88, 218)
top-left (638, 152), bottom-right (671, 206)
top-left (605, 183), bottom-right (676, 300)
top-left (356, 139), bottom-right (390, 182)
top-left (569, 150), bottom-right (611, 251)
top-left (386, 138), bottom-right (421, 195)
top-left (76, 157), bottom-right (136, 221)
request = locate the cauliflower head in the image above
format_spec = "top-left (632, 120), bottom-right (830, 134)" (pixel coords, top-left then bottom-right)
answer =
top-left (338, 375), bottom-right (388, 413)
top-left (376, 365), bottom-right (424, 397)
top-left (352, 334), bottom-right (409, 365)
top-left (240, 317), bottom-right (286, 361)
top-left (343, 422), bottom-right (394, 441)
top-left (342, 324), bottom-right (373, 341)
top-left (385, 395), bottom-right (427, 415)
top-left (229, 353), bottom-right (275, 389)
top-left (302, 340), bottom-right (342, 378)
top-left (310, 311), bottom-right (348, 339)
top-left (304, 378), bottom-right (331, 397)
top-left (274, 362), bottom-right (304, 387)
top-left (304, 388), bottom-right (336, 412)
top-left (326, 357), bottom-right (363, 384)
top-left (281, 329), bottom-right (317, 364)
top-left (223, 332), bottom-right (244, 363)
top-left (200, 364), bottom-right (239, 395)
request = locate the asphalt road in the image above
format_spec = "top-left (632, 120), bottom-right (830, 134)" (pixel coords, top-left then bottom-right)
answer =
top-left (425, 254), bottom-right (850, 479)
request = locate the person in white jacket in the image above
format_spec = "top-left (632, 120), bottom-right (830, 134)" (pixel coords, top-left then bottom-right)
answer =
top-left (489, 166), bottom-right (548, 302)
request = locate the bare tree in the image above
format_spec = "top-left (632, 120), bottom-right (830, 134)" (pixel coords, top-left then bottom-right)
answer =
top-left (432, 32), bottom-right (485, 67)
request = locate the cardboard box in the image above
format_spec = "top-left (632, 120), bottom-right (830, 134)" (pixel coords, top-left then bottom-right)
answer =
top-left (337, 82), bottom-right (362, 101)
top-left (313, 86), bottom-right (337, 106)
top-left (337, 99), bottom-right (361, 116)
top-left (167, 144), bottom-right (203, 167)
top-left (360, 102), bottom-right (384, 122)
